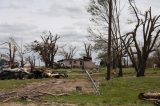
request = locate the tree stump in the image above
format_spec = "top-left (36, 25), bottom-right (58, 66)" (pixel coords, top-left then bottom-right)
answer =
top-left (76, 86), bottom-right (82, 92)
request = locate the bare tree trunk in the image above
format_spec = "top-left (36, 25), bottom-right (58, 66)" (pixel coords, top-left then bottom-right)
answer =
top-left (118, 57), bottom-right (123, 77)
top-left (136, 62), bottom-right (146, 77)
top-left (50, 47), bottom-right (54, 68)
top-left (9, 43), bottom-right (12, 68)
top-left (111, 50), bottom-right (115, 69)
top-left (20, 58), bottom-right (24, 68)
top-left (106, 0), bottom-right (112, 80)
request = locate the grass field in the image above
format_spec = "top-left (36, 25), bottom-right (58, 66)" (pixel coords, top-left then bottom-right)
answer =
top-left (43, 68), bottom-right (160, 106)
top-left (0, 79), bottom-right (47, 90)
top-left (0, 67), bottom-right (160, 106)
top-left (41, 76), bottom-right (160, 106)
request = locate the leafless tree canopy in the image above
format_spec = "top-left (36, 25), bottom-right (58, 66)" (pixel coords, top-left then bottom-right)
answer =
top-left (84, 43), bottom-right (92, 58)
top-left (121, 0), bottom-right (160, 77)
top-left (59, 45), bottom-right (77, 60)
top-left (88, 0), bottom-right (124, 79)
top-left (1, 37), bottom-right (18, 69)
top-left (26, 54), bottom-right (36, 71)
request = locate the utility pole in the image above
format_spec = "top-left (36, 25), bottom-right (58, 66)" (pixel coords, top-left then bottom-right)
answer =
top-left (106, 0), bottom-right (112, 80)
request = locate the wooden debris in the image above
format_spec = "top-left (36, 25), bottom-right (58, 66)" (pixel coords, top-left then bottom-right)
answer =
top-left (38, 91), bottom-right (69, 96)
top-left (76, 86), bottom-right (82, 92)
top-left (0, 91), bottom-right (16, 97)
top-left (155, 100), bottom-right (160, 106)
top-left (0, 79), bottom-right (93, 103)
top-left (139, 92), bottom-right (160, 101)
top-left (2, 97), bottom-right (14, 103)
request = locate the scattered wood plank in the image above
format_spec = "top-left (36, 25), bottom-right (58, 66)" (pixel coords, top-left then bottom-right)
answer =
top-left (139, 92), bottom-right (160, 101)
top-left (2, 97), bottom-right (14, 103)
top-left (38, 91), bottom-right (69, 96)
top-left (0, 91), bottom-right (16, 97)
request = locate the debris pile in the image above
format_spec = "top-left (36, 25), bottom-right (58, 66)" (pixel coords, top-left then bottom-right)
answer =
top-left (139, 92), bottom-right (160, 105)
top-left (0, 68), bottom-right (68, 80)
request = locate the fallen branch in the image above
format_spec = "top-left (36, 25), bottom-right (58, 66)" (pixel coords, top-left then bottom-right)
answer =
top-left (139, 92), bottom-right (160, 101)
top-left (2, 97), bottom-right (15, 103)
top-left (38, 91), bottom-right (69, 96)
top-left (0, 91), bottom-right (16, 97)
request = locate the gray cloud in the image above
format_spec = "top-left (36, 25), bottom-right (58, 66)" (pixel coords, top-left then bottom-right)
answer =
top-left (34, 0), bottom-right (90, 19)
top-left (0, 0), bottom-right (159, 61)
top-left (60, 33), bottom-right (87, 42)
top-left (0, 23), bottom-right (37, 33)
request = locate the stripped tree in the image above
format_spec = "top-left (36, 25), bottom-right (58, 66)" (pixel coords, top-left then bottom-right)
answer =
top-left (84, 43), bottom-right (92, 58)
top-left (59, 45), bottom-right (77, 69)
top-left (121, 0), bottom-right (160, 77)
top-left (1, 37), bottom-right (18, 69)
top-left (59, 45), bottom-right (77, 60)
top-left (88, 0), bottom-right (125, 79)
top-left (26, 54), bottom-right (36, 71)
top-left (31, 31), bottom-right (60, 68)
top-left (13, 39), bottom-right (27, 68)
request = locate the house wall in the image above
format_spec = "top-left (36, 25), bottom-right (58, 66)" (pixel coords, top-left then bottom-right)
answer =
top-left (62, 59), bottom-right (96, 69)
top-left (63, 60), bottom-right (81, 68)
top-left (84, 61), bottom-right (96, 69)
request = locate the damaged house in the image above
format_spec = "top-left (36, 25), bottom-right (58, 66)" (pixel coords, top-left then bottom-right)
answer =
top-left (57, 57), bottom-right (96, 70)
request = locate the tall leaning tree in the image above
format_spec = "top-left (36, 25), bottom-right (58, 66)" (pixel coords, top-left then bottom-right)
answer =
top-left (88, 0), bottom-right (124, 79)
top-left (121, 0), bottom-right (160, 77)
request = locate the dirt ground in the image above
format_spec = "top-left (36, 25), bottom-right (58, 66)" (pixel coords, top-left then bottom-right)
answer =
top-left (1, 102), bottom-right (78, 106)
top-left (0, 78), bottom-right (96, 106)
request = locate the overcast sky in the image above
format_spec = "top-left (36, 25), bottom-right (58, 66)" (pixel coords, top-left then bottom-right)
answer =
top-left (0, 0), bottom-right (159, 62)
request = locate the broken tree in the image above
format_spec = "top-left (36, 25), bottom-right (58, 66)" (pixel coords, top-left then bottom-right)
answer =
top-left (30, 31), bottom-right (60, 68)
top-left (121, 0), bottom-right (160, 77)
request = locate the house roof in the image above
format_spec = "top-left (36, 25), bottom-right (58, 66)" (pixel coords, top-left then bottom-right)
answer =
top-left (57, 58), bottom-right (83, 62)
top-left (57, 57), bottom-right (93, 63)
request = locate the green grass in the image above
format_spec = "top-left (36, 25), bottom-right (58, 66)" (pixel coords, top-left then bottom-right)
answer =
top-left (40, 67), bottom-right (160, 106)
top-left (0, 68), bottom-right (160, 106)
top-left (100, 67), bottom-right (160, 77)
top-left (0, 79), bottom-right (47, 90)
top-left (42, 76), bottom-right (160, 106)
